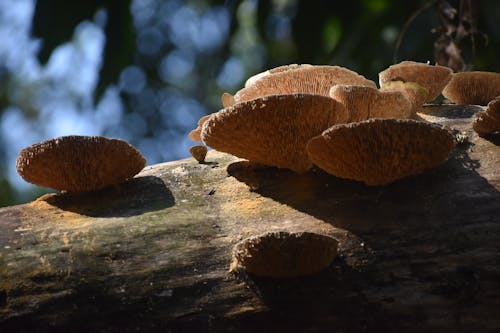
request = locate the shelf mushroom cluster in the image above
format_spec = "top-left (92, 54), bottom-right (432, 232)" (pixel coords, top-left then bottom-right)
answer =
top-left (191, 61), bottom-right (460, 186)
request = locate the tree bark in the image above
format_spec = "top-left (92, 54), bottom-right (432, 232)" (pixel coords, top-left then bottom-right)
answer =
top-left (0, 105), bottom-right (499, 332)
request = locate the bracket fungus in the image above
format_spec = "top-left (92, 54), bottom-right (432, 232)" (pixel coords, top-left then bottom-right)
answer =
top-left (243, 64), bottom-right (311, 88)
top-left (189, 145), bottom-right (208, 163)
top-left (473, 96), bottom-right (500, 136)
top-left (379, 81), bottom-right (429, 115)
top-left (221, 92), bottom-right (236, 108)
top-left (442, 71), bottom-right (500, 105)
top-left (201, 94), bottom-right (349, 173)
top-left (230, 231), bottom-right (339, 278)
top-left (306, 119), bottom-right (455, 185)
top-left (16, 136), bottom-right (146, 192)
top-left (224, 65), bottom-right (376, 107)
top-left (222, 64), bottom-right (312, 107)
top-left (329, 84), bottom-right (413, 122)
top-left (188, 114), bottom-right (213, 142)
top-left (379, 61), bottom-right (453, 102)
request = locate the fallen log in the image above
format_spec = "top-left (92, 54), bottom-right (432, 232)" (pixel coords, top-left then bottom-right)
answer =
top-left (0, 105), bottom-right (499, 332)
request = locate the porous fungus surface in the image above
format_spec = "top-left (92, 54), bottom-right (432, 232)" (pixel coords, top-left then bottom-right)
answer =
top-left (473, 113), bottom-right (500, 136)
top-left (231, 65), bottom-right (376, 105)
top-left (329, 85), bottom-right (413, 122)
top-left (201, 94), bottom-right (348, 173)
top-left (243, 64), bottom-right (311, 89)
top-left (16, 136), bottom-right (146, 192)
top-left (306, 119), bottom-right (455, 185)
top-left (472, 96), bottom-right (500, 136)
top-left (443, 71), bottom-right (500, 105)
top-left (486, 96), bottom-right (500, 120)
top-left (379, 61), bottom-right (452, 102)
top-left (231, 231), bottom-right (339, 278)
top-left (379, 81), bottom-right (429, 115)
top-left (189, 145), bottom-right (208, 163)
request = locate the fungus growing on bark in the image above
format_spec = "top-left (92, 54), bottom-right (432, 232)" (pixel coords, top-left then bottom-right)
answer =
top-left (223, 64), bottom-right (313, 107)
top-left (379, 61), bottom-right (453, 102)
top-left (306, 119), bottom-right (455, 185)
top-left (221, 92), bottom-right (235, 108)
top-left (201, 94), bottom-right (349, 173)
top-left (329, 84), bottom-right (413, 122)
top-left (16, 136), bottom-right (146, 192)
top-left (379, 81), bottom-right (429, 115)
top-left (442, 71), bottom-right (500, 105)
top-left (473, 96), bottom-right (500, 136)
top-left (224, 65), bottom-right (376, 107)
top-left (189, 145), bottom-right (208, 163)
top-left (189, 114), bottom-right (213, 142)
top-left (230, 231), bottom-right (338, 278)
top-left (244, 64), bottom-right (310, 88)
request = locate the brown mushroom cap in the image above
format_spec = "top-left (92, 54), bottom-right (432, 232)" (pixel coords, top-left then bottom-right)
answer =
top-left (306, 119), bottom-right (455, 185)
top-left (329, 84), bottom-right (413, 122)
top-left (442, 71), bottom-right (500, 105)
top-left (16, 136), bottom-right (146, 192)
top-left (379, 61), bottom-right (452, 102)
top-left (486, 96), bottom-right (500, 120)
top-left (223, 65), bottom-right (312, 108)
top-left (188, 114), bottom-right (213, 142)
top-left (228, 65), bottom-right (376, 107)
top-left (201, 94), bottom-right (349, 173)
top-left (379, 81), bottom-right (429, 115)
top-left (221, 92), bottom-right (235, 108)
top-left (244, 64), bottom-right (311, 88)
top-left (189, 145), bottom-right (208, 163)
top-left (472, 96), bottom-right (500, 136)
top-left (473, 112), bottom-right (500, 136)
top-left (230, 231), bottom-right (338, 278)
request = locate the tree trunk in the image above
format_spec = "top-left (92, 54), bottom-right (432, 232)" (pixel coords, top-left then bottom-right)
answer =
top-left (0, 105), bottom-right (499, 332)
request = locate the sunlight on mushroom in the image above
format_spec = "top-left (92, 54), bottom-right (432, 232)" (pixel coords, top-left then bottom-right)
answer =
top-left (379, 61), bottom-right (452, 102)
top-left (231, 64), bottom-right (376, 105)
top-left (201, 94), bottom-right (349, 173)
top-left (306, 119), bottom-right (455, 185)
top-left (16, 136), bottom-right (146, 192)
top-left (329, 84), bottom-right (413, 122)
top-left (442, 71), bottom-right (500, 105)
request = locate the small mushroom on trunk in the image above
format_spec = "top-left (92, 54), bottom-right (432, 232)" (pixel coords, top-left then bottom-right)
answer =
top-left (329, 84), bottom-right (413, 122)
top-left (225, 65), bottom-right (376, 107)
top-left (230, 231), bottom-right (338, 278)
top-left (473, 96), bottom-right (500, 136)
top-left (201, 94), bottom-right (349, 173)
top-left (189, 145), bottom-right (208, 163)
top-left (16, 136), bottom-right (146, 192)
top-left (442, 71), bottom-right (500, 105)
top-left (379, 61), bottom-right (452, 102)
top-left (306, 119), bottom-right (455, 185)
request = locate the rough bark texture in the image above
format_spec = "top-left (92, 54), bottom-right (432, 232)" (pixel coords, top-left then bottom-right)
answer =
top-left (0, 105), bottom-right (499, 332)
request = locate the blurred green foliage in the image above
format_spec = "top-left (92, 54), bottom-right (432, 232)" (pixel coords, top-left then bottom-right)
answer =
top-left (33, 0), bottom-right (135, 99)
